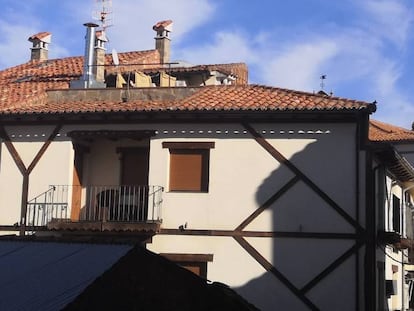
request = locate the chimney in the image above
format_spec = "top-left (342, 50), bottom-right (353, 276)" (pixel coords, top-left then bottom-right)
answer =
top-left (71, 23), bottom-right (105, 89)
top-left (153, 20), bottom-right (173, 64)
top-left (94, 30), bottom-right (108, 83)
top-left (28, 32), bottom-right (51, 61)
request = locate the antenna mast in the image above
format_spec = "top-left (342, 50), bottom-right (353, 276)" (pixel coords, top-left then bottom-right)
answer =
top-left (92, 0), bottom-right (113, 31)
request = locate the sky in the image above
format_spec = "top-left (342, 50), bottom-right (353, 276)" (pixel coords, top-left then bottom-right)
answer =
top-left (0, 0), bottom-right (413, 128)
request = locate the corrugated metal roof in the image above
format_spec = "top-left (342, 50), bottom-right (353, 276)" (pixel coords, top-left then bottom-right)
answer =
top-left (0, 241), bottom-right (131, 311)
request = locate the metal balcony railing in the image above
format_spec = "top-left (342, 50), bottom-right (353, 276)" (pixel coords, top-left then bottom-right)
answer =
top-left (26, 185), bottom-right (163, 227)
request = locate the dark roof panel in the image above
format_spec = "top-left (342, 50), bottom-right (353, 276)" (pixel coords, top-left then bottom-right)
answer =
top-left (0, 241), bottom-right (131, 311)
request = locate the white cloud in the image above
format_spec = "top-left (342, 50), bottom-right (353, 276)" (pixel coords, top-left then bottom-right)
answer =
top-left (176, 31), bottom-right (257, 65)
top-left (359, 0), bottom-right (414, 47)
top-left (107, 0), bottom-right (215, 53)
top-left (261, 40), bottom-right (338, 91)
top-left (0, 0), bottom-right (413, 128)
top-left (374, 61), bottom-right (401, 96)
top-left (0, 22), bottom-right (38, 68)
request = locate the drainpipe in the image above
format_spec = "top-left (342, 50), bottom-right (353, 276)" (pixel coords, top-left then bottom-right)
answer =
top-left (401, 184), bottom-right (414, 311)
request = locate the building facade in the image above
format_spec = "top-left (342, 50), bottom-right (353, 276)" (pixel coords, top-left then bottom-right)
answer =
top-left (0, 21), bottom-right (413, 310)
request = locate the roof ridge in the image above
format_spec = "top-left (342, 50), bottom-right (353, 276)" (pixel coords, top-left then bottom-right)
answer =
top-left (239, 84), bottom-right (374, 104)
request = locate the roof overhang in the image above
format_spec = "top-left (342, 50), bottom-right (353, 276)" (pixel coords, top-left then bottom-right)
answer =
top-left (0, 109), bottom-right (368, 125)
top-left (374, 145), bottom-right (414, 182)
top-left (67, 130), bottom-right (156, 142)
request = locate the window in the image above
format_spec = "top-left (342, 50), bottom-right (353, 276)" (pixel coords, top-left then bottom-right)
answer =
top-left (160, 253), bottom-right (213, 278)
top-left (163, 142), bottom-right (215, 192)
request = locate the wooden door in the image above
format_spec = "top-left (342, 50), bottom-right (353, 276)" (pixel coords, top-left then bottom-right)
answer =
top-left (120, 148), bottom-right (149, 186)
top-left (120, 148), bottom-right (150, 221)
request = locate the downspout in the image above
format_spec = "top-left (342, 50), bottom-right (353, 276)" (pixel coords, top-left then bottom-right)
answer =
top-left (401, 184), bottom-right (414, 311)
top-left (355, 117), bottom-right (361, 311)
top-left (365, 145), bottom-right (376, 311)
top-left (360, 112), bottom-right (377, 311)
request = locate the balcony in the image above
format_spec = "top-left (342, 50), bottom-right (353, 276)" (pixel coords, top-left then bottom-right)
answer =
top-left (26, 185), bottom-right (163, 234)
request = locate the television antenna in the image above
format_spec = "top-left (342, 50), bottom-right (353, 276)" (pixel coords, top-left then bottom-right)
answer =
top-left (92, 0), bottom-right (113, 31)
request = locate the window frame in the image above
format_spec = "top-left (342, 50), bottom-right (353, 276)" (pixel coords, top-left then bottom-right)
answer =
top-left (160, 253), bottom-right (213, 278)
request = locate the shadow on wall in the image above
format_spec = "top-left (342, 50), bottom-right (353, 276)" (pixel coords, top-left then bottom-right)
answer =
top-left (235, 140), bottom-right (359, 311)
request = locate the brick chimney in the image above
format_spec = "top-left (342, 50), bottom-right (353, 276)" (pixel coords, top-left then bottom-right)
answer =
top-left (153, 20), bottom-right (173, 64)
top-left (94, 30), bottom-right (108, 83)
top-left (28, 32), bottom-right (51, 61)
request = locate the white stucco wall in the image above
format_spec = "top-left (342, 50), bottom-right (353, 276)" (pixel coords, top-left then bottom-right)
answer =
top-left (0, 126), bottom-right (73, 225)
top-left (0, 121), bottom-right (363, 310)
top-left (148, 123), bottom-right (358, 233)
top-left (147, 122), bottom-right (362, 310)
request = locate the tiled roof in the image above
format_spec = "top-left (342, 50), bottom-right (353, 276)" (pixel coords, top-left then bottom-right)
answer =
top-left (0, 85), bottom-right (375, 115)
top-left (0, 50), bottom-right (375, 116)
top-left (177, 85), bottom-right (373, 112)
top-left (369, 119), bottom-right (414, 142)
top-left (0, 50), bottom-right (160, 111)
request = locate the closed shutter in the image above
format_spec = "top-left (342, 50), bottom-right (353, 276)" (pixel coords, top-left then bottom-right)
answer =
top-left (170, 150), bottom-right (204, 191)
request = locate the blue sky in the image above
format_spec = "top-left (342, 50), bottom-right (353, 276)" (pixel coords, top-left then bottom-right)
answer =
top-left (0, 0), bottom-right (413, 128)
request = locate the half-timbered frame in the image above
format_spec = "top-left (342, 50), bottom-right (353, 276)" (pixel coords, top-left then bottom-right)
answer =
top-left (1, 21), bottom-right (414, 310)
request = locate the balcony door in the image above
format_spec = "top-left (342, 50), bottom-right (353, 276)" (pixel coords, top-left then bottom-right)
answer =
top-left (120, 147), bottom-right (149, 186)
top-left (119, 147), bottom-right (150, 221)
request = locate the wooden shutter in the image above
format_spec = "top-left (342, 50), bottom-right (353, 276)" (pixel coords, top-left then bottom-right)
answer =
top-left (170, 150), bottom-right (205, 191)
top-left (163, 142), bottom-right (214, 192)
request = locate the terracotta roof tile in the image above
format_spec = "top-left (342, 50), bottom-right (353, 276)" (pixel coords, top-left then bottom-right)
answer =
top-left (0, 50), bottom-right (159, 111)
top-left (152, 20), bottom-right (173, 31)
top-left (28, 32), bottom-right (51, 42)
top-left (369, 119), bottom-right (414, 142)
top-left (1, 85), bottom-right (375, 115)
top-left (0, 50), bottom-right (375, 117)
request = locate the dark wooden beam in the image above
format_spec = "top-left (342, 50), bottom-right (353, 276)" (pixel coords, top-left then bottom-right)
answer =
top-left (27, 124), bottom-right (62, 174)
top-left (300, 240), bottom-right (363, 294)
top-left (0, 125), bottom-right (62, 236)
top-left (234, 235), bottom-right (319, 310)
top-left (162, 142), bottom-right (215, 149)
top-left (159, 228), bottom-right (359, 239)
top-left (242, 122), bottom-right (364, 232)
top-left (0, 126), bottom-right (27, 175)
top-left (160, 253), bottom-right (214, 262)
top-left (235, 175), bottom-right (300, 232)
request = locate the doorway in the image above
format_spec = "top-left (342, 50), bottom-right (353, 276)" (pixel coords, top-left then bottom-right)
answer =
top-left (119, 147), bottom-right (150, 221)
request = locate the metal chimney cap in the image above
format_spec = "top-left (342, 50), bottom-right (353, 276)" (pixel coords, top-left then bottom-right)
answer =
top-left (83, 22), bottom-right (99, 28)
